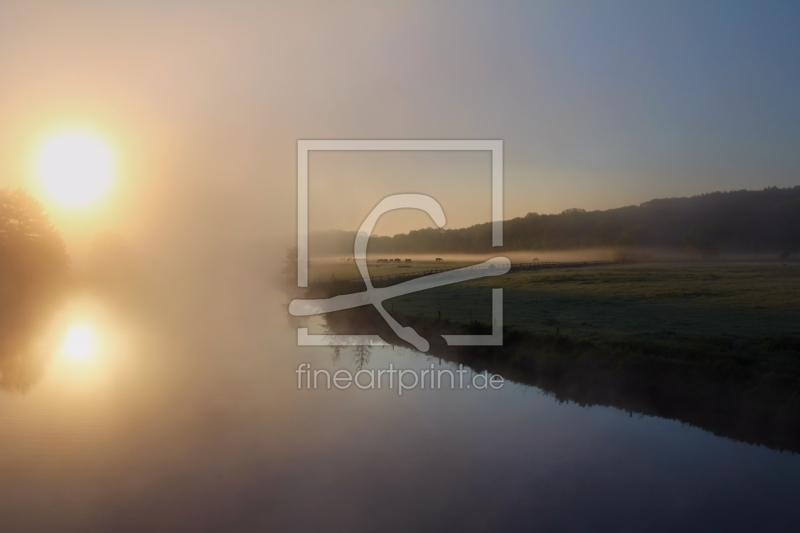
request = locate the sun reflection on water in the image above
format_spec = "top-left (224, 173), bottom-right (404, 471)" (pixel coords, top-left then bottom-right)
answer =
top-left (40, 295), bottom-right (134, 393)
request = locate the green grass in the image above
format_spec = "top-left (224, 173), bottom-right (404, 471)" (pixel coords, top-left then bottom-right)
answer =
top-left (386, 263), bottom-right (800, 342)
top-left (319, 262), bottom-right (800, 451)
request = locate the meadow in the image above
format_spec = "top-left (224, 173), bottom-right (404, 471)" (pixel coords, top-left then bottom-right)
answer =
top-left (306, 249), bottom-right (615, 284)
top-left (320, 261), bottom-right (800, 451)
top-left (386, 262), bottom-right (800, 341)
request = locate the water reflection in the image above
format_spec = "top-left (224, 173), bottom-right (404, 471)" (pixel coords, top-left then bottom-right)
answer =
top-left (321, 305), bottom-right (800, 454)
top-left (0, 287), bottom-right (133, 395)
top-left (0, 293), bottom-right (55, 393)
top-left (320, 325), bottom-right (373, 369)
top-left (0, 277), bottom-right (799, 532)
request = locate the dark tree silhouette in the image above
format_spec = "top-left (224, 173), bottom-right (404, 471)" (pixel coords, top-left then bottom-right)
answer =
top-left (308, 186), bottom-right (800, 256)
top-left (0, 188), bottom-right (68, 392)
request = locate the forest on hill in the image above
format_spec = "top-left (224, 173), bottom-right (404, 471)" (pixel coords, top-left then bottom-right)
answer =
top-left (310, 186), bottom-right (800, 256)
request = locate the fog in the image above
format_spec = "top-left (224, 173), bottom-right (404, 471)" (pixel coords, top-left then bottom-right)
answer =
top-left (2, 2), bottom-right (800, 531)
top-left (5, 2), bottom-right (799, 263)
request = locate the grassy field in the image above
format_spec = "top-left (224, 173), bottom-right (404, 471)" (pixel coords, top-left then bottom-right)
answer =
top-left (385, 262), bottom-right (800, 342)
top-left (320, 261), bottom-right (800, 451)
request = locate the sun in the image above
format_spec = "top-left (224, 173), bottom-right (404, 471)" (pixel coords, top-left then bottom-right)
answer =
top-left (61, 324), bottom-right (97, 361)
top-left (35, 129), bottom-right (115, 207)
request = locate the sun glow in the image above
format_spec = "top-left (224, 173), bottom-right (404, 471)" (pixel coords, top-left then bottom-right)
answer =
top-left (35, 130), bottom-right (115, 207)
top-left (44, 296), bottom-right (130, 392)
top-left (61, 324), bottom-right (97, 361)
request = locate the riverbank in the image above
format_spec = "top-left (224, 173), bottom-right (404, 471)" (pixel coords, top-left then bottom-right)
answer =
top-left (313, 262), bottom-right (800, 452)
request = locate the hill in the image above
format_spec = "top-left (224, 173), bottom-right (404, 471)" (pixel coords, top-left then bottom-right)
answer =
top-left (310, 186), bottom-right (800, 256)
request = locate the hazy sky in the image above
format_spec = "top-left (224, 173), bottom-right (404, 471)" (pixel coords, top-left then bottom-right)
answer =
top-left (1, 1), bottom-right (798, 243)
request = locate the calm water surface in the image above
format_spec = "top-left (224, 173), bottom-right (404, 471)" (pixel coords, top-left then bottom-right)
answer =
top-left (0, 280), bottom-right (798, 532)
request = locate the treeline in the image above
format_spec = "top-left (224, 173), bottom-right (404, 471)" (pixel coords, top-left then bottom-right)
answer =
top-left (310, 186), bottom-right (800, 256)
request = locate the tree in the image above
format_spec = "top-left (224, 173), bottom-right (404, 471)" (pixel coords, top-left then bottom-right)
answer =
top-left (307, 186), bottom-right (800, 255)
top-left (0, 188), bottom-right (67, 281)
top-left (0, 188), bottom-right (68, 392)
top-left (685, 223), bottom-right (722, 258)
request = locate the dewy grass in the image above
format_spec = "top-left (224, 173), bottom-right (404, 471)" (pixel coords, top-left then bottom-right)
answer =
top-left (316, 262), bottom-right (800, 452)
top-left (388, 263), bottom-right (800, 340)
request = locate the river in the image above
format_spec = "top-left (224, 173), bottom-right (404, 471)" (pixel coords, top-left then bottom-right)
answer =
top-left (0, 276), bottom-right (798, 532)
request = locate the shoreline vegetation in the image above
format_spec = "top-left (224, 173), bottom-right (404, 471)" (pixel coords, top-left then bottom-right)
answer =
top-left (300, 260), bottom-right (800, 453)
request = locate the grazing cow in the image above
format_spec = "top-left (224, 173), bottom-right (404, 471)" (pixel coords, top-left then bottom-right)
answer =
top-left (394, 258), bottom-right (401, 263)
top-left (435, 257), bottom-right (443, 262)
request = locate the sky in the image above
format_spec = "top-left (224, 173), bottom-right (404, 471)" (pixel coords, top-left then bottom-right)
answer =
top-left (0, 1), bottom-right (799, 245)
